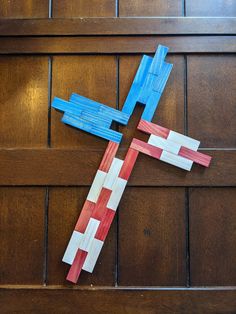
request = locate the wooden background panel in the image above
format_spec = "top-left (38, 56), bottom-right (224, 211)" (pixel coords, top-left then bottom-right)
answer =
top-left (119, 0), bottom-right (182, 16)
top-left (118, 187), bottom-right (186, 286)
top-left (118, 54), bottom-right (184, 157)
top-left (47, 187), bottom-right (116, 286)
top-left (187, 55), bottom-right (236, 148)
top-left (189, 188), bottom-right (236, 286)
top-left (53, 0), bottom-right (116, 17)
top-left (51, 55), bottom-right (117, 149)
top-left (0, 187), bottom-right (45, 284)
top-left (0, 0), bottom-right (49, 18)
top-left (186, 0), bottom-right (236, 17)
top-left (0, 56), bottom-right (48, 148)
top-left (1, 289), bottom-right (236, 314)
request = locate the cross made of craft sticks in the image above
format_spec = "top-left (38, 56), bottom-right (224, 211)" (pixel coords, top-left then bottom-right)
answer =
top-left (52, 45), bottom-right (212, 284)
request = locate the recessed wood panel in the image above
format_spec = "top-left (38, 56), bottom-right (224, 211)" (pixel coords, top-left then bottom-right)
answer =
top-left (0, 0), bottom-right (48, 18)
top-left (47, 187), bottom-right (116, 285)
top-left (0, 56), bottom-right (48, 148)
top-left (0, 187), bottom-right (45, 284)
top-left (187, 55), bottom-right (236, 148)
top-left (186, 0), bottom-right (236, 17)
top-left (119, 187), bottom-right (186, 286)
top-left (53, 0), bottom-right (115, 17)
top-left (51, 56), bottom-right (117, 149)
top-left (119, 0), bottom-right (182, 16)
top-left (118, 55), bottom-right (184, 157)
top-left (189, 188), bottom-right (236, 286)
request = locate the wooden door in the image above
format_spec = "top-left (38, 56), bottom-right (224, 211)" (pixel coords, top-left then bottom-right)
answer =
top-left (0, 1), bottom-right (236, 312)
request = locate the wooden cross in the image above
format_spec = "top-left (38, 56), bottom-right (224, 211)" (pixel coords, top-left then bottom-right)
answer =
top-left (52, 45), bottom-right (212, 283)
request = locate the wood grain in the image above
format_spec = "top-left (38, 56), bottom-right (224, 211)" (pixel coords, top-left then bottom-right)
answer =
top-left (0, 0), bottom-right (48, 18)
top-left (0, 18), bottom-right (235, 36)
top-left (53, 0), bottom-right (115, 17)
top-left (51, 56), bottom-right (117, 149)
top-left (0, 149), bottom-right (235, 186)
top-left (47, 187), bottom-right (116, 286)
top-left (186, 0), bottom-right (236, 17)
top-left (187, 55), bottom-right (236, 148)
top-left (118, 187), bottom-right (186, 285)
top-left (0, 188), bottom-right (45, 284)
top-left (0, 56), bottom-right (48, 148)
top-left (119, 0), bottom-right (182, 17)
top-left (1, 36), bottom-right (236, 54)
top-left (189, 188), bottom-right (236, 286)
top-left (1, 288), bottom-right (236, 313)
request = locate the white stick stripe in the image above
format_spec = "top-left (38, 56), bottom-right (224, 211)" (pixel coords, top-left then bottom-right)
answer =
top-left (62, 230), bottom-right (83, 265)
top-left (107, 177), bottom-right (127, 211)
top-left (167, 130), bottom-right (200, 151)
top-left (148, 134), bottom-right (181, 155)
top-left (80, 218), bottom-right (100, 252)
top-left (87, 170), bottom-right (107, 203)
top-left (160, 150), bottom-right (193, 171)
top-left (103, 157), bottom-right (124, 189)
top-left (82, 238), bottom-right (104, 273)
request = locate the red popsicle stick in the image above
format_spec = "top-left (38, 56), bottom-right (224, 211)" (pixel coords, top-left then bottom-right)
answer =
top-left (179, 146), bottom-right (212, 167)
top-left (138, 119), bottom-right (170, 138)
top-left (91, 187), bottom-right (112, 221)
top-left (95, 208), bottom-right (115, 241)
top-left (119, 148), bottom-right (139, 180)
top-left (66, 249), bottom-right (87, 283)
top-left (130, 138), bottom-right (163, 160)
top-left (99, 141), bottom-right (119, 172)
top-left (75, 200), bottom-right (95, 233)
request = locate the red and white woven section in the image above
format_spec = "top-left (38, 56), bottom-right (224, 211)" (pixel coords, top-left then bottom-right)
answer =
top-left (137, 119), bottom-right (212, 169)
top-left (63, 141), bottom-right (138, 283)
top-left (63, 120), bottom-right (212, 283)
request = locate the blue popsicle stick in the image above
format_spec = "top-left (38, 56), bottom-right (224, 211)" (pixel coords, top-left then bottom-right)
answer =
top-left (141, 91), bottom-right (161, 121)
top-left (62, 112), bottom-right (122, 143)
top-left (153, 63), bottom-right (173, 93)
top-left (52, 96), bottom-right (112, 127)
top-left (149, 45), bottom-right (169, 75)
top-left (52, 97), bottom-right (82, 117)
top-left (70, 93), bottom-right (129, 125)
top-left (122, 55), bottom-right (152, 115)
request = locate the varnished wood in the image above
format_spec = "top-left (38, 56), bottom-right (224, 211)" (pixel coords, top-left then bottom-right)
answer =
top-left (190, 188), bottom-right (236, 286)
top-left (186, 0), bottom-right (236, 17)
top-left (119, 187), bottom-right (186, 285)
top-left (1, 36), bottom-right (236, 54)
top-left (0, 0), bottom-right (48, 18)
top-left (119, 0), bottom-right (182, 17)
top-left (0, 56), bottom-right (48, 147)
top-left (1, 288), bottom-right (236, 313)
top-left (47, 188), bottom-right (116, 285)
top-left (0, 187), bottom-right (45, 284)
top-left (0, 18), bottom-right (236, 36)
top-left (51, 55), bottom-right (116, 149)
top-left (53, 0), bottom-right (115, 17)
top-left (188, 55), bottom-right (236, 148)
top-left (0, 149), bottom-right (235, 186)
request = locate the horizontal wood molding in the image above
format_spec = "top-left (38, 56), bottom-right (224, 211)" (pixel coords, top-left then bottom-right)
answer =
top-left (0, 18), bottom-right (236, 36)
top-left (1, 288), bottom-right (236, 313)
top-left (1, 36), bottom-right (236, 54)
top-left (1, 149), bottom-right (235, 186)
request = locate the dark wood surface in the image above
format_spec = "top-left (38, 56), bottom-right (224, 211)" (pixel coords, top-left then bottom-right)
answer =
top-left (0, 18), bottom-right (236, 36)
top-left (1, 288), bottom-right (236, 314)
top-left (0, 0), bottom-right (235, 312)
top-left (0, 149), bottom-right (235, 186)
top-left (1, 36), bottom-right (236, 54)
top-left (0, 0), bottom-right (49, 18)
